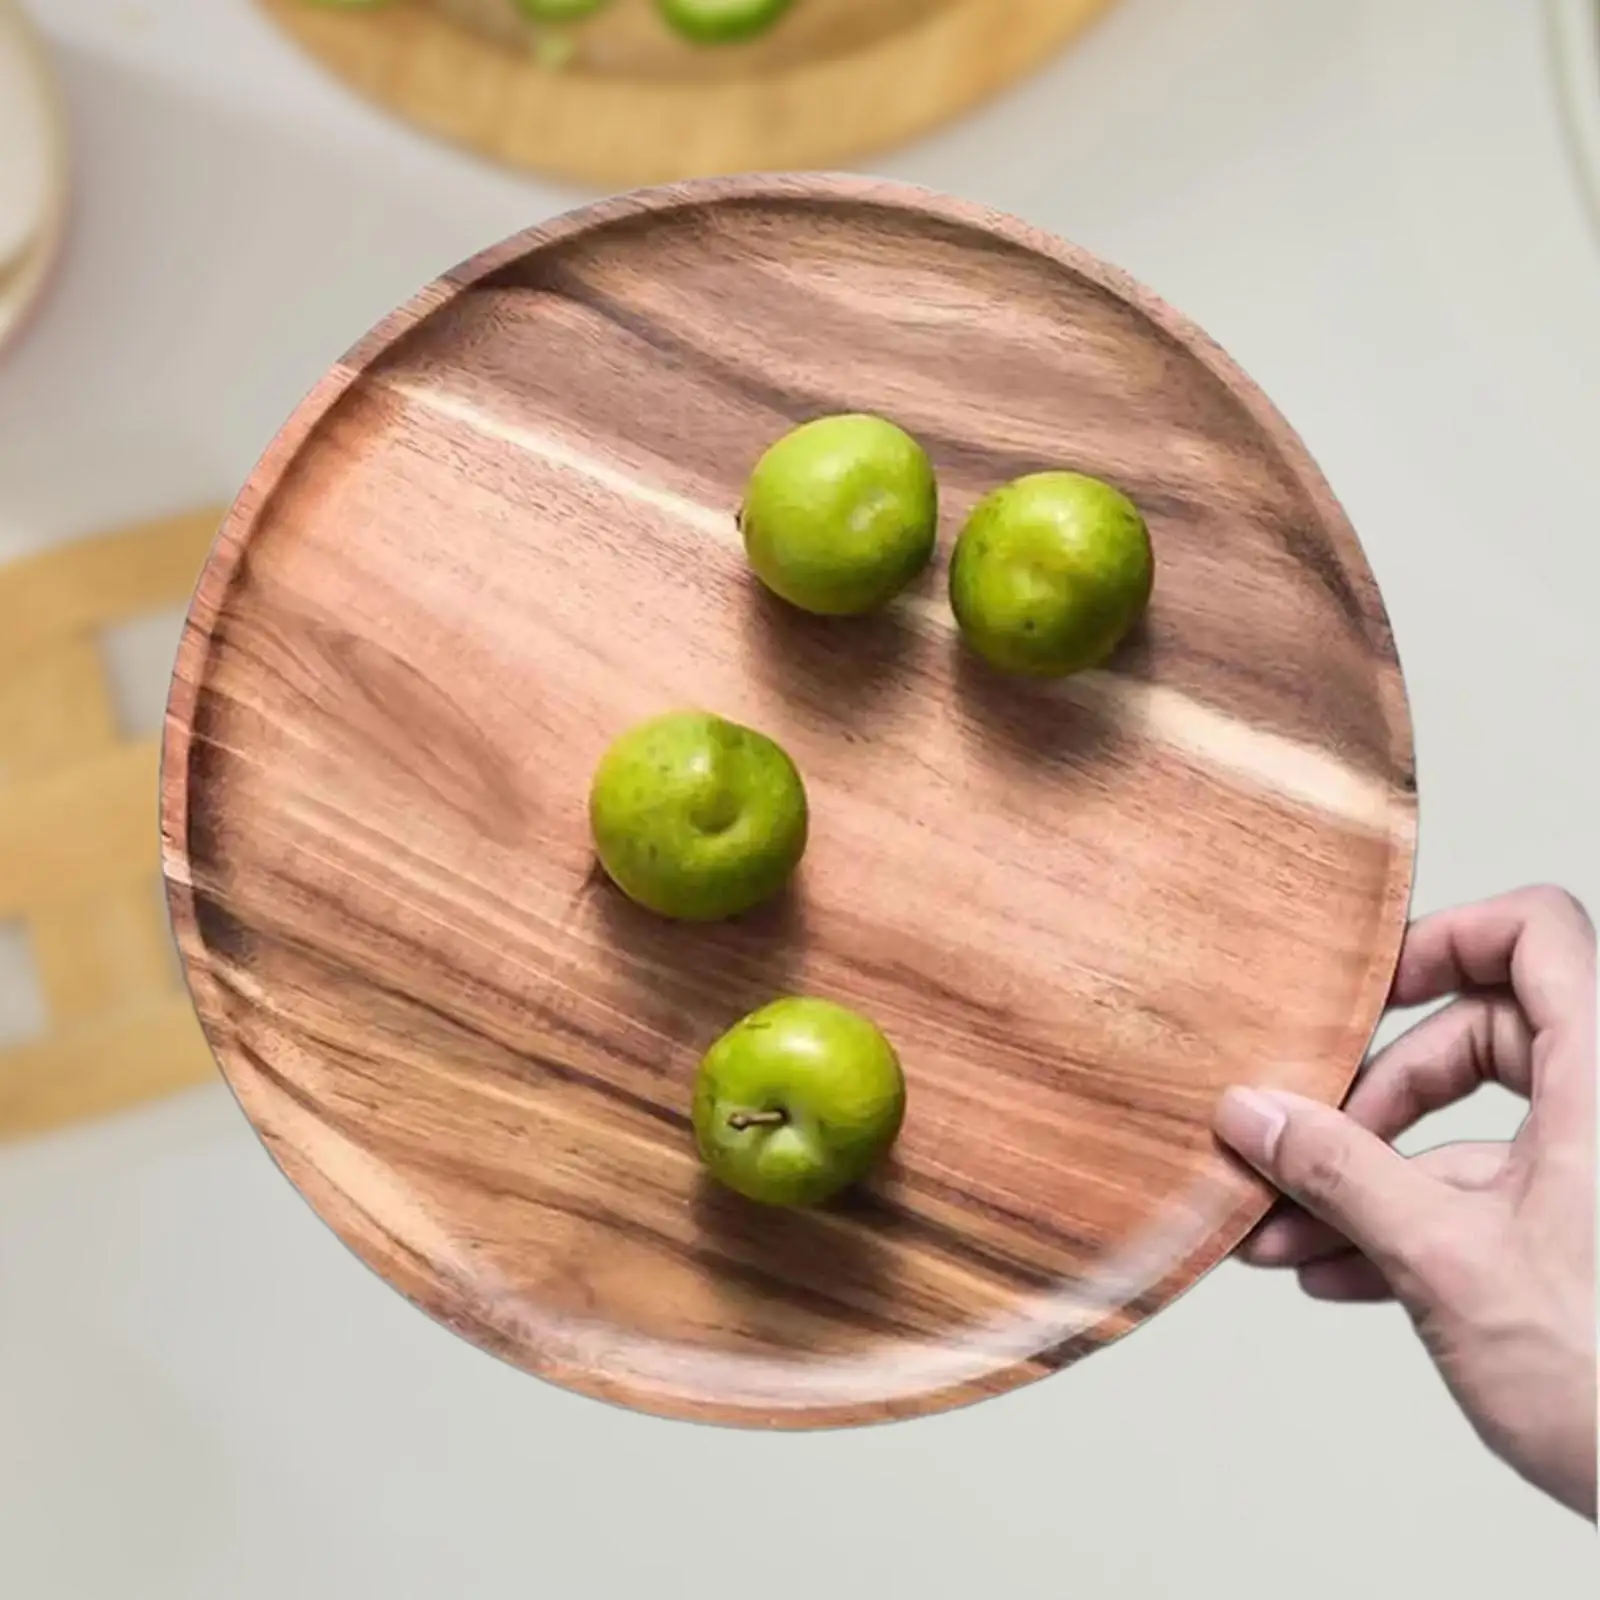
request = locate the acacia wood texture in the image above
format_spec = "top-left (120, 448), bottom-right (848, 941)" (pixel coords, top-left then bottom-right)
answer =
top-left (0, 509), bottom-right (224, 1140)
top-left (162, 176), bottom-right (1416, 1428)
top-left (257, 0), bottom-right (1116, 186)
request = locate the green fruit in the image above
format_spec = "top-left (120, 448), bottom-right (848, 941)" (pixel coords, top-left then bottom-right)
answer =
top-left (740, 414), bottom-right (938, 616)
top-left (589, 711), bottom-right (807, 922)
top-left (949, 471), bottom-right (1154, 677)
top-left (656, 0), bottom-right (791, 45)
top-left (515, 0), bottom-right (610, 20)
top-left (693, 998), bottom-right (906, 1207)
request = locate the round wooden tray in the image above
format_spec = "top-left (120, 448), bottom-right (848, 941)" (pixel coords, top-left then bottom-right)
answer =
top-left (162, 175), bottom-right (1416, 1429)
top-left (257, 0), bottom-right (1117, 186)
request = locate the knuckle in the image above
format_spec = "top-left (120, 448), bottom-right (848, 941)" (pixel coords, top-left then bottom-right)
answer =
top-left (1527, 884), bottom-right (1595, 943)
top-left (1464, 997), bottom-right (1510, 1086)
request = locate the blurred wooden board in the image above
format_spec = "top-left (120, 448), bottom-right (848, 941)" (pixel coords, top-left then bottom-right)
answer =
top-left (258, 0), bottom-right (1118, 186)
top-left (0, 510), bottom-right (225, 1141)
top-left (162, 177), bottom-right (1415, 1428)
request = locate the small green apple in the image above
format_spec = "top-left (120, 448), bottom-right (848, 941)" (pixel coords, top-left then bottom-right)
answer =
top-left (693, 997), bottom-right (906, 1207)
top-left (656, 0), bottom-right (791, 45)
top-left (949, 471), bottom-right (1154, 677)
top-left (740, 413), bottom-right (938, 616)
top-left (589, 710), bottom-right (807, 922)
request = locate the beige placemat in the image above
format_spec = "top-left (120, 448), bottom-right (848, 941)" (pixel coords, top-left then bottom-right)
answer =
top-left (0, 510), bottom-right (225, 1142)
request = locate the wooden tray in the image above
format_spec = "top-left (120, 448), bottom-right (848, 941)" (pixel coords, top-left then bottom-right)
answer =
top-left (257, 0), bottom-right (1117, 187)
top-left (1, 510), bottom-right (224, 1141)
top-left (161, 176), bottom-right (1416, 1428)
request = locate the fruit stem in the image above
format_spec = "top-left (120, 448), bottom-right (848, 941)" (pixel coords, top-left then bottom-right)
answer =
top-left (727, 1109), bottom-right (787, 1131)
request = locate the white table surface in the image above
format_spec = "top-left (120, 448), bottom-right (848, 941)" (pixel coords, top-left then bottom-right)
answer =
top-left (2, 1), bottom-right (1597, 1595)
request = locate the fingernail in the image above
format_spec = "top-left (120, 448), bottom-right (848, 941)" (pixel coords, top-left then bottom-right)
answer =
top-left (1216, 1087), bottom-right (1289, 1166)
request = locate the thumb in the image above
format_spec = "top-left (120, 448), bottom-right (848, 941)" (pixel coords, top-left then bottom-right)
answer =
top-left (1215, 1087), bottom-right (1445, 1286)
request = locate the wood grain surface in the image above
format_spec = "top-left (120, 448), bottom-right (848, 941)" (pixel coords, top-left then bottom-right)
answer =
top-left (257, 0), bottom-right (1117, 186)
top-left (1, 509), bottom-right (224, 1141)
top-left (162, 175), bottom-right (1416, 1428)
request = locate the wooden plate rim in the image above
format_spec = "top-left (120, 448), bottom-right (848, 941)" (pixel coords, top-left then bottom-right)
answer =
top-left (160, 172), bottom-right (1418, 1428)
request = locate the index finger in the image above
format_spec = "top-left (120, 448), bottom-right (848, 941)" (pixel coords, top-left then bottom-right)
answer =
top-left (1391, 885), bottom-right (1596, 1040)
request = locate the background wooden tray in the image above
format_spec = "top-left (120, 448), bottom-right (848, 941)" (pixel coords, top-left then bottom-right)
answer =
top-left (258, 0), bottom-right (1117, 187)
top-left (0, 510), bottom-right (223, 1142)
top-left (162, 176), bottom-right (1416, 1428)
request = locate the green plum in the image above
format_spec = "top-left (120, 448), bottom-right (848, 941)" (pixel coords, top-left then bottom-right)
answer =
top-left (656, 0), bottom-right (792, 45)
top-left (740, 413), bottom-right (938, 616)
top-left (949, 471), bottom-right (1154, 677)
top-left (693, 998), bottom-right (906, 1207)
top-left (589, 710), bottom-right (807, 922)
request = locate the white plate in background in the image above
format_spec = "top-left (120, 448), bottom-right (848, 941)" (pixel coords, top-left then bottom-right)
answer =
top-left (0, 0), bottom-right (68, 356)
top-left (1549, 0), bottom-right (1600, 230)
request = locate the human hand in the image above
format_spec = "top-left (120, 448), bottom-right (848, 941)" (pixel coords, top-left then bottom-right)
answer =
top-left (1214, 886), bottom-right (1597, 1519)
